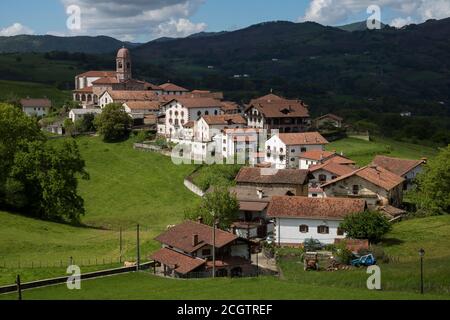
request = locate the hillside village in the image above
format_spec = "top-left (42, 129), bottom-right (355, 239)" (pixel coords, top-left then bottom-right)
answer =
top-left (12, 48), bottom-right (434, 279)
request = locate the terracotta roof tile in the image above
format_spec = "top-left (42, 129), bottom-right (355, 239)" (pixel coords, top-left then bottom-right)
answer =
top-left (372, 155), bottom-right (426, 176)
top-left (235, 167), bottom-right (310, 185)
top-left (321, 166), bottom-right (405, 191)
top-left (247, 94), bottom-right (309, 118)
top-left (202, 114), bottom-right (246, 126)
top-left (315, 113), bottom-right (343, 122)
top-left (20, 98), bottom-right (51, 108)
top-left (124, 101), bottom-right (161, 111)
top-left (151, 248), bottom-right (205, 274)
top-left (160, 83), bottom-right (189, 92)
top-left (92, 77), bottom-right (119, 84)
top-left (309, 161), bottom-right (356, 176)
top-left (154, 220), bottom-right (238, 253)
top-left (267, 196), bottom-right (367, 219)
top-left (299, 150), bottom-right (336, 161)
top-left (166, 97), bottom-right (224, 109)
top-left (277, 132), bottom-right (329, 146)
top-left (106, 90), bottom-right (157, 101)
top-left (77, 71), bottom-right (116, 78)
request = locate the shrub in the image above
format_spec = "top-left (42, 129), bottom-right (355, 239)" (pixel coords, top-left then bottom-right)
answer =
top-left (135, 131), bottom-right (149, 143)
top-left (370, 244), bottom-right (390, 264)
top-left (334, 241), bottom-right (353, 265)
top-left (340, 211), bottom-right (392, 243)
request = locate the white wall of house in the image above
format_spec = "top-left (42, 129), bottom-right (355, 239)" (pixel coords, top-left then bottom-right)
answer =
top-left (23, 106), bottom-right (49, 117)
top-left (99, 92), bottom-right (114, 108)
top-left (299, 158), bottom-right (321, 170)
top-left (274, 217), bottom-right (345, 245)
top-left (265, 135), bottom-right (325, 169)
top-left (246, 107), bottom-right (265, 129)
top-left (164, 101), bottom-right (223, 139)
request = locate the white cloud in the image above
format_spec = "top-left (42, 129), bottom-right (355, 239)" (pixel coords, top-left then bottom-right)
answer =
top-left (300, 0), bottom-right (450, 25)
top-left (154, 18), bottom-right (206, 38)
top-left (60, 0), bottom-right (207, 40)
top-left (0, 23), bottom-right (34, 36)
top-left (390, 16), bottom-right (413, 28)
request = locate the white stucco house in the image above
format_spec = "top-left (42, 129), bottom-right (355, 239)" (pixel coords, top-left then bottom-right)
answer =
top-left (161, 97), bottom-right (224, 140)
top-left (265, 132), bottom-right (329, 169)
top-left (267, 196), bottom-right (367, 245)
top-left (20, 98), bottom-right (51, 117)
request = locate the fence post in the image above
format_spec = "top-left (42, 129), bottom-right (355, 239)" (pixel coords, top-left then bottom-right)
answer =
top-left (16, 275), bottom-right (22, 301)
top-left (137, 224), bottom-right (140, 271)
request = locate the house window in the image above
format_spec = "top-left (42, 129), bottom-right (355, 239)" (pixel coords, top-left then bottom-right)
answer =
top-left (299, 225), bottom-right (309, 233)
top-left (214, 110), bottom-right (218, 115)
top-left (312, 193), bottom-right (318, 197)
top-left (279, 155), bottom-right (285, 161)
top-left (197, 111), bottom-right (202, 117)
top-left (319, 174), bottom-right (327, 182)
top-left (291, 158), bottom-right (295, 162)
top-left (337, 228), bottom-right (345, 236)
top-left (205, 111), bottom-right (209, 116)
top-left (202, 249), bottom-right (211, 256)
top-left (318, 225), bottom-right (329, 234)
top-left (291, 149), bottom-right (296, 153)
top-left (332, 176), bottom-right (337, 180)
top-left (301, 147), bottom-right (307, 152)
top-left (352, 185), bottom-right (359, 195)
top-left (280, 148), bottom-right (284, 153)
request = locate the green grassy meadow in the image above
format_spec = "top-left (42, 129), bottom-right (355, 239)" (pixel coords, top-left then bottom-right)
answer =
top-left (327, 137), bottom-right (439, 166)
top-left (0, 136), bottom-right (199, 285)
top-left (1, 273), bottom-right (448, 301)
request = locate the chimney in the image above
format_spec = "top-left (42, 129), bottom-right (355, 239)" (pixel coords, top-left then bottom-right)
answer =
top-left (192, 234), bottom-right (199, 247)
top-left (257, 188), bottom-right (264, 199)
top-left (197, 216), bottom-right (204, 224)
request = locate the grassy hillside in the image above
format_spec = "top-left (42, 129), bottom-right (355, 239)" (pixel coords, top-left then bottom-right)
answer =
top-left (279, 215), bottom-right (450, 296)
top-left (1, 273), bottom-right (447, 300)
top-left (0, 136), bottom-right (199, 285)
top-left (2, 217), bottom-right (449, 300)
top-left (0, 80), bottom-right (71, 108)
top-left (327, 137), bottom-right (439, 166)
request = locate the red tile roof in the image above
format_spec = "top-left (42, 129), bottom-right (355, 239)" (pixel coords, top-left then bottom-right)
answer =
top-left (160, 83), bottom-right (189, 92)
top-left (309, 161), bottom-right (356, 176)
top-left (321, 166), bottom-right (405, 191)
top-left (235, 167), bottom-right (310, 185)
top-left (276, 132), bottom-right (329, 146)
top-left (202, 114), bottom-right (246, 126)
top-left (92, 77), bottom-right (119, 85)
top-left (299, 150), bottom-right (336, 161)
top-left (166, 97), bottom-right (224, 109)
top-left (124, 101), bottom-right (161, 111)
top-left (77, 71), bottom-right (117, 78)
top-left (247, 94), bottom-right (309, 118)
top-left (267, 196), bottom-right (366, 219)
top-left (239, 201), bottom-right (268, 212)
top-left (372, 155), bottom-right (426, 177)
top-left (154, 220), bottom-right (238, 253)
top-left (106, 90), bottom-right (157, 101)
top-left (73, 86), bottom-right (94, 93)
top-left (315, 114), bottom-right (343, 122)
top-left (151, 248), bottom-right (205, 275)
top-left (20, 98), bottom-right (51, 108)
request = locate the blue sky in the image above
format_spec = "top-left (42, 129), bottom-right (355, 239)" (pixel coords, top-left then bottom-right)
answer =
top-left (0, 0), bottom-right (449, 42)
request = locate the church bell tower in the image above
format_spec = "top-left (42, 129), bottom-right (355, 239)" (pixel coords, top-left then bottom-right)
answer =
top-left (116, 47), bottom-right (132, 82)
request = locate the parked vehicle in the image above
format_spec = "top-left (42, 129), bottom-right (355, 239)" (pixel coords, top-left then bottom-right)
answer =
top-left (351, 254), bottom-right (377, 267)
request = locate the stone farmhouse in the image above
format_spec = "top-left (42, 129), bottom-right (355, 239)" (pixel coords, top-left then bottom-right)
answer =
top-left (321, 165), bottom-right (405, 210)
top-left (371, 155), bottom-right (427, 190)
top-left (151, 220), bottom-right (253, 278)
top-left (314, 113), bottom-right (344, 129)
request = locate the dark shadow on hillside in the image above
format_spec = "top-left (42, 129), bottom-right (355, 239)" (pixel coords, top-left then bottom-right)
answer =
top-left (380, 238), bottom-right (405, 247)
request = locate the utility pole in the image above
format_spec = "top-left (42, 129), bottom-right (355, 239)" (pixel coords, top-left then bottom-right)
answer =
top-left (212, 220), bottom-right (216, 278)
top-left (16, 275), bottom-right (22, 301)
top-left (136, 224), bottom-right (140, 272)
top-left (119, 227), bottom-right (123, 264)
